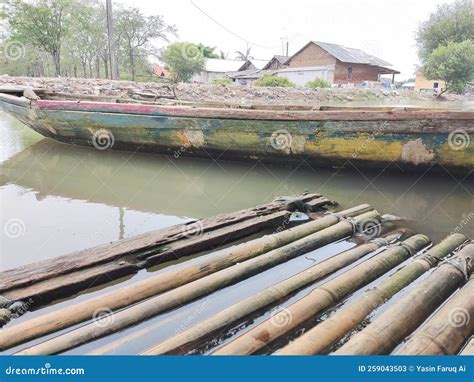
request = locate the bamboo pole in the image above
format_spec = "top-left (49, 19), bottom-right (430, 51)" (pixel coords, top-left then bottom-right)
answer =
top-left (15, 210), bottom-right (379, 355)
top-left (275, 233), bottom-right (468, 355)
top-left (334, 243), bottom-right (474, 355)
top-left (459, 338), bottom-right (474, 355)
top-left (141, 233), bottom-right (400, 355)
top-left (394, 274), bottom-right (474, 355)
top-left (1, 204), bottom-right (371, 352)
top-left (212, 234), bottom-right (431, 355)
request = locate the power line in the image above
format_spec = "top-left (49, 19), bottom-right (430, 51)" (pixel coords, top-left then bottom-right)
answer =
top-left (190, 0), bottom-right (278, 50)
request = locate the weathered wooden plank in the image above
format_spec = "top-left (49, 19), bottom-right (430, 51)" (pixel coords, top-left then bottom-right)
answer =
top-left (0, 193), bottom-right (322, 297)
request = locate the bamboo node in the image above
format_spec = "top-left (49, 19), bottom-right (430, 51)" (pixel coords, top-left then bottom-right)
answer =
top-left (442, 256), bottom-right (473, 281)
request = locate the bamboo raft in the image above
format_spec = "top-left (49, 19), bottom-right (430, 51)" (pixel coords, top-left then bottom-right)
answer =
top-left (0, 193), bottom-right (472, 355)
top-left (0, 87), bottom-right (473, 174)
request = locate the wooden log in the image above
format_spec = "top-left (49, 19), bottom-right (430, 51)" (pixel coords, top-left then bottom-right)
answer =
top-left (394, 274), bottom-right (474, 355)
top-left (212, 234), bottom-right (431, 355)
top-left (141, 233), bottom-right (401, 355)
top-left (0, 203), bottom-right (366, 351)
top-left (14, 210), bottom-right (379, 355)
top-left (334, 243), bottom-right (474, 355)
top-left (0, 193), bottom-right (321, 293)
top-left (275, 233), bottom-right (468, 355)
top-left (459, 338), bottom-right (474, 355)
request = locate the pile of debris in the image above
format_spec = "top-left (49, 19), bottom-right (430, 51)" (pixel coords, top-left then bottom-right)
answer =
top-left (0, 75), bottom-right (469, 106)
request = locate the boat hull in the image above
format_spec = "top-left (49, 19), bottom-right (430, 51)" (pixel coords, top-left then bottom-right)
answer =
top-left (1, 94), bottom-right (473, 174)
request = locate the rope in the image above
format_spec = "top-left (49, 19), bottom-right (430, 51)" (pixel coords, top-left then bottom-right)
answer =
top-left (442, 256), bottom-right (472, 281)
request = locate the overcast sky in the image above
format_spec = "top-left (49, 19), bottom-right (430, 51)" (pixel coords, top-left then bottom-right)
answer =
top-left (120, 0), bottom-right (455, 80)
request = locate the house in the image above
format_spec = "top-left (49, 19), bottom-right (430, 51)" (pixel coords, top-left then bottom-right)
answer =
top-left (415, 70), bottom-right (445, 92)
top-left (152, 65), bottom-right (170, 79)
top-left (238, 59), bottom-right (269, 72)
top-left (274, 65), bottom-right (334, 87)
top-left (230, 69), bottom-right (270, 86)
top-left (262, 55), bottom-right (289, 70)
top-left (284, 41), bottom-right (399, 85)
top-left (192, 58), bottom-right (245, 83)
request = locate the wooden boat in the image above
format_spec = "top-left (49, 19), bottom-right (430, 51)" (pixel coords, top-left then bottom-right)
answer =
top-left (0, 88), bottom-right (473, 173)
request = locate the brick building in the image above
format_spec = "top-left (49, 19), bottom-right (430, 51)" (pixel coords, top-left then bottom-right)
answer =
top-left (285, 41), bottom-right (399, 85)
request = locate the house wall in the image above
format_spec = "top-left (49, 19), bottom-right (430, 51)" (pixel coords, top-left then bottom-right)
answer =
top-left (333, 62), bottom-right (382, 84)
top-left (287, 43), bottom-right (336, 67)
top-left (275, 68), bottom-right (334, 87)
top-left (191, 71), bottom-right (227, 83)
top-left (415, 71), bottom-right (446, 91)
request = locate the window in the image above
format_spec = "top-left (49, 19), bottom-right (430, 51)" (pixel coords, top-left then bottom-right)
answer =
top-left (347, 67), bottom-right (353, 80)
top-left (433, 82), bottom-right (439, 89)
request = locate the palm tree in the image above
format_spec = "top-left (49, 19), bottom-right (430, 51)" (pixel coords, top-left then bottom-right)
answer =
top-left (235, 47), bottom-right (253, 61)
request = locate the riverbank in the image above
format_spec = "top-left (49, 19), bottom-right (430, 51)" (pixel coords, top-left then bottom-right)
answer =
top-left (0, 75), bottom-right (471, 107)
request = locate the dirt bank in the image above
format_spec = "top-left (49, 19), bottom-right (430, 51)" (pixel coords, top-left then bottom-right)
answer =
top-left (0, 75), bottom-right (471, 107)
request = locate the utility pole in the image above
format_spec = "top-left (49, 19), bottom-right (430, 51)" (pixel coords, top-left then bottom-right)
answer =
top-left (106, 0), bottom-right (119, 80)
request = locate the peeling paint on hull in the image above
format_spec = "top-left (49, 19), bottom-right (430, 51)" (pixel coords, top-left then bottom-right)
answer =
top-left (0, 95), bottom-right (472, 174)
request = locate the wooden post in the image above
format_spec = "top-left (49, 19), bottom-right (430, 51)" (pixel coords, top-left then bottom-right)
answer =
top-left (15, 211), bottom-right (380, 355)
top-left (275, 234), bottom-right (468, 355)
top-left (334, 243), bottom-right (474, 355)
top-left (212, 234), bottom-right (431, 355)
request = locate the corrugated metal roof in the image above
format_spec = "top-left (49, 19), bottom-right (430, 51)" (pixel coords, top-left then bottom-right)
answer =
top-left (205, 59), bottom-right (245, 73)
top-left (274, 55), bottom-right (289, 64)
top-left (313, 41), bottom-right (392, 66)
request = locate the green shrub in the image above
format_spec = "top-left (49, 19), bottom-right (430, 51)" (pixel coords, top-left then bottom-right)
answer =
top-left (255, 74), bottom-right (295, 87)
top-left (213, 77), bottom-right (233, 85)
top-left (306, 78), bottom-right (331, 89)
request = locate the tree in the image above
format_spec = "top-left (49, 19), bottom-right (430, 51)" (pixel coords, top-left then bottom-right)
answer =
top-left (196, 43), bottom-right (219, 58)
top-left (115, 7), bottom-right (176, 81)
top-left (235, 47), bottom-right (253, 61)
top-left (417, 0), bottom-right (474, 62)
top-left (6, 0), bottom-right (73, 76)
top-left (162, 42), bottom-right (205, 83)
top-left (255, 74), bottom-right (295, 87)
top-left (423, 40), bottom-right (474, 94)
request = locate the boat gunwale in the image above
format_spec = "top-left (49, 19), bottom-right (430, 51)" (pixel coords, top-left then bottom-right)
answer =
top-left (0, 92), bottom-right (473, 122)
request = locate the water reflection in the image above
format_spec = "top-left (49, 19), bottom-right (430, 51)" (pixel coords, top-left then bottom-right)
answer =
top-left (1, 112), bottom-right (473, 270)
